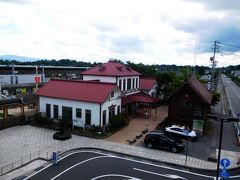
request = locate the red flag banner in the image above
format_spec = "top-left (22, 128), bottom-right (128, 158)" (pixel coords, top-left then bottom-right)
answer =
top-left (35, 76), bottom-right (41, 84)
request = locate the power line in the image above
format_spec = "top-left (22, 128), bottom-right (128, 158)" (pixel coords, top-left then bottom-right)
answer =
top-left (219, 51), bottom-right (240, 58)
top-left (220, 42), bottom-right (240, 49)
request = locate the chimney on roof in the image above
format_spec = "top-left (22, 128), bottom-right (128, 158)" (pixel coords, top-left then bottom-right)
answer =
top-left (126, 66), bottom-right (132, 71)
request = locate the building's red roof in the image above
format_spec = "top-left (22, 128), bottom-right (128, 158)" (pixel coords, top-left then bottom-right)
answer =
top-left (122, 92), bottom-right (159, 105)
top-left (169, 76), bottom-right (212, 105)
top-left (35, 79), bottom-right (117, 103)
top-left (81, 60), bottom-right (141, 77)
top-left (187, 77), bottom-right (212, 104)
top-left (140, 78), bottom-right (157, 90)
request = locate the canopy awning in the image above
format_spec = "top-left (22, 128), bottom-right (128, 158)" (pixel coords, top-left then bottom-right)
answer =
top-left (122, 92), bottom-right (159, 105)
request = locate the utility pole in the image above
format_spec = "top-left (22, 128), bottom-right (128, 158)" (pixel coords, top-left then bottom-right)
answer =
top-left (210, 41), bottom-right (220, 92)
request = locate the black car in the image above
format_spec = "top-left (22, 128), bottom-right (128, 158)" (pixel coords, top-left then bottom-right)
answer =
top-left (144, 131), bottom-right (185, 153)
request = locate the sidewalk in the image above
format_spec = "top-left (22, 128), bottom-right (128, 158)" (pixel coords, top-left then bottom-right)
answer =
top-left (106, 106), bottom-right (168, 144)
top-left (0, 125), bottom-right (220, 171)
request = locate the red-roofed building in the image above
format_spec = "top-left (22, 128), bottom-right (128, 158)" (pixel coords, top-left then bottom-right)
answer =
top-left (168, 76), bottom-right (212, 130)
top-left (81, 60), bottom-right (159, 116)
top-left (35, 79), bottom-right (123, 128)
top-left (139, 78), bottom-right (158, 98)
top-left (82, 60), bottom-right (141, 95)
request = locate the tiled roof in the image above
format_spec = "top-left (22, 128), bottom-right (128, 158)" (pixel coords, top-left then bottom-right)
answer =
top-left (187, 77), bottom-right (212, 104)
top-left (81, 60), bottom-right (141, 77)
top-left (169, 76), bottom-right (212, 105)
top-left (35, 79), bottom-right (117, 103)
top-left (140, 78), bottom-right (157, 90)
top-left (122, 91), bottom-right (159, 105)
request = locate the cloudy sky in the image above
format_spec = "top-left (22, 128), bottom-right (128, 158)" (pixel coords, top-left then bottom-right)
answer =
top-left (0, 0), bottom-right (239, 67)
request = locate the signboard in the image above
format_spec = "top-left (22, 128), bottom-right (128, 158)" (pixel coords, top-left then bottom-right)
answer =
top-left (219, 168), bottom-right (229, 179)
top-left (52, 152), bottom-right (58, 165)
top-left (35, 76), bottom-right (41, 84)
top-left (183, 129), bottom-right (189, 135)
top-left (219, 158), bottom-right (230, 179)
top-left (220, 158), bottom-right (230, 168)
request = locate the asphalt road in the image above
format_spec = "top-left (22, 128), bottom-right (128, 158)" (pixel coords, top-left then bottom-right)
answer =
top-left (221, 75), bottom-right (240, 118)
top-left (24, 151), bottom-right (223, 180)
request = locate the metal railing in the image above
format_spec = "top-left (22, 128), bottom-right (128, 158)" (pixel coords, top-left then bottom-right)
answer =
top-left (0, 150), bottom-right (49, 176)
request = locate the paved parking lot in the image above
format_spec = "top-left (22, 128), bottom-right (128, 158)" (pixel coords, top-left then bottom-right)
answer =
top-left (25, 151), bottom-right (217, 180)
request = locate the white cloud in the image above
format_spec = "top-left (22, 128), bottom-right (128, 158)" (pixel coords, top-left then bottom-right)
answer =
top-left (0, 0), bottom-right (239, 67)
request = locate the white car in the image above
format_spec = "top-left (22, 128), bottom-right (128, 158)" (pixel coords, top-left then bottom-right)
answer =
top-left (165, 125), bottom-right (198, 141)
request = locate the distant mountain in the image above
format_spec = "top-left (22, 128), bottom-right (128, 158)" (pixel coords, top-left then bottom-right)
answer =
top-left (0, 55), bottom-right (40, 62)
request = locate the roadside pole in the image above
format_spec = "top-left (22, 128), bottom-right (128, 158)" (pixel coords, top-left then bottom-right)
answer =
top-left (183, 129), bottom-right (189, 165)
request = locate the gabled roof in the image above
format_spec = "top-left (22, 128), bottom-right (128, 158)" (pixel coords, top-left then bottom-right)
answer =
top-left (81, 60), bottom-right (141, 77)
top-left (35, 79), bottom-right (117, 103)
top-left (122, 91), bottom-right (159, 105)
top-left (140, 78), bottom-right (157, 90)
top-left (169, 76), bottom-right (212, 105)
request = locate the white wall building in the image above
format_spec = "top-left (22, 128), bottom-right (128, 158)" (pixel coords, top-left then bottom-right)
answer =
top-left (82, 60), bottom-right (141, 95)
top-left (36, 79), bottom-right (122, 128)
top-left (0, 74), bottom-right (45, 85)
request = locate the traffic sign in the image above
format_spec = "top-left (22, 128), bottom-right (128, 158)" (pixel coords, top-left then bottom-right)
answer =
top-left (183, 129), bottom-right (189, 135)
top-left (52, 152), bottom-right (58, 165)
top-left (219, 168), bottom-right (229, 179)
top-left (220, 158), bottom-right (230, 168)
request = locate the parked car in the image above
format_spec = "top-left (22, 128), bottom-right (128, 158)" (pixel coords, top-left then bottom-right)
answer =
top-left (144, 131), bottom-right (185, 153)
top-left (165, 125), bottom-right (198, 141)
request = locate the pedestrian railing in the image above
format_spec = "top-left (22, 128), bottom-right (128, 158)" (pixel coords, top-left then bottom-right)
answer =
top-left (0, 150), bottom-right (49, 176)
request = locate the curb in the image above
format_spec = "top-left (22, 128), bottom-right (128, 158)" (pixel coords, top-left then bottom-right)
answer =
top-left (48, 147), bottom-right (240, 172)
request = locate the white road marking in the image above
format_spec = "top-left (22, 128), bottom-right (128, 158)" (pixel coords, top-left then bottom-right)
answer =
top-left (91, 174), bottom-right (142, 180)
top-left (109, 155), bottom-right (215, 179)
top-left (229, 174), bottom-right (240, 179)
top-left (23, 150), bottom-right (110, 180)
top-left (24, 150), bottom-right (215, 180)
top-left (134, 168), bottom-right (188, 179)
top-left (50, 155), bottom-right (109, 180)
top-left (224, 81), bottom-right (237, 117)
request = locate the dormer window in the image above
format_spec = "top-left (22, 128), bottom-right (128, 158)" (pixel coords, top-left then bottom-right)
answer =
top-left (126, 66), bottom-right (132, 71)
top-left (117, 66), bottom-right (124, 71)
top-left (99, 64), bottom-right (105, 71)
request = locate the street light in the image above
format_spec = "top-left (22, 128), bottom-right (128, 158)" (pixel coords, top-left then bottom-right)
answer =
top-left (207, 114), bottom-right (239, 180)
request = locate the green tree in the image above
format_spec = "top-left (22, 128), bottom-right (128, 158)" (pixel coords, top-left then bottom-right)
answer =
top-left (211, 91), bottom-right (220, 106)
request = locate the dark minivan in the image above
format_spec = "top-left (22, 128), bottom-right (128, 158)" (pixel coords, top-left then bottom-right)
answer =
top-left (144, 131), bottom-right (185, 153)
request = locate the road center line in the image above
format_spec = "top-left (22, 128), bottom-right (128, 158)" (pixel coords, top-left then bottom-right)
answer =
top-left (133, 168), bottom-right (188, 179)
top-left (50, 155), bottom-right (109, 180)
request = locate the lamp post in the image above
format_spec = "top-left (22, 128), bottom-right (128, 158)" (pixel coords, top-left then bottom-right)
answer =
top-left (207, 114), bottom-right (239, 179)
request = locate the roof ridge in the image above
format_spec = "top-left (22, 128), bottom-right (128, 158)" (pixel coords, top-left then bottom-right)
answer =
top-left (50, 79), bottom-right (116, 85)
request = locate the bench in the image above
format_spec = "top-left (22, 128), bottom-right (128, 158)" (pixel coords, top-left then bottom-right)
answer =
top-left (136, 134), bottom-right (142, 139)
top-left (142, 128), bottom-right (148, 134)
top-left (127, 138), bottom-right (136, 144)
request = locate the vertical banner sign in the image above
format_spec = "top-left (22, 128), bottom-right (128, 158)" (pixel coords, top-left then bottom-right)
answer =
top-left (52, 152), bottom-right (58, 165)
top-left (35, 76), bottom-right (41, 84)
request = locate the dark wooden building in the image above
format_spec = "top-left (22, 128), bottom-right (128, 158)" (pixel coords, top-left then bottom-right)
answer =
top-left (168, 76), bottom-right (212, 129)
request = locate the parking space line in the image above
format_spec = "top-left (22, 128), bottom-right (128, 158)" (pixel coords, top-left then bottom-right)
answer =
top-left (133, 168), bottom-right (188, 179)
top-left (91, 174), bottom-right (142, 180)
top-left (50, 155), bottom-right (109, 180)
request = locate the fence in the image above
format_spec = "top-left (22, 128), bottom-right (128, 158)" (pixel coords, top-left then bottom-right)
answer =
top-left (0, 150), bottom-right (49, 176)
top-left (0, 115), bottom-right (34, 130)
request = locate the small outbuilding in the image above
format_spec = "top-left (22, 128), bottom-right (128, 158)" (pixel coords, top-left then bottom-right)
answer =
top-left (168, 76), bottom-right (212, 131)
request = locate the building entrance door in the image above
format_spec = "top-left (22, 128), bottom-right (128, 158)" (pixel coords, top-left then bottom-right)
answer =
top-left (62, 106), bottom-right (73, 130)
